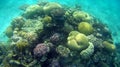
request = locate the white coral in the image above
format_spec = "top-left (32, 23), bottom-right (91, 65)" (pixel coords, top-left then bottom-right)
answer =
top-left (80, 42), bottom-right (94, 59)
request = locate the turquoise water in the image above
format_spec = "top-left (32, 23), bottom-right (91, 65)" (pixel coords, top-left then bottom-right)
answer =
top-left (0, 0), bottom-right (120, 44)
top-left (0, 0), bottom-right (120, 67)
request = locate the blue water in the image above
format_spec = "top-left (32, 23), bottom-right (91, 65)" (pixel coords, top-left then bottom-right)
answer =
top-left (0, 0), bottom-right (120, 44)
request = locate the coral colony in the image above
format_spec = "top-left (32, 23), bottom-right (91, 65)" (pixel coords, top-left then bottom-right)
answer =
top-left (0, 2), bottom-right (120, 67)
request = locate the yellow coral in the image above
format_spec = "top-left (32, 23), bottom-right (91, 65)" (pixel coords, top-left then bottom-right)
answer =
top-left (16, 39), bottom-right (29, 51)
top-left (103, 41), bottom-right (116, 52)
top-left (78, 22), bottom-right (94, 35)
top-left (67, 31), bottom-right (89, 51)
top-left (43, 16), bottom-right (52, 23)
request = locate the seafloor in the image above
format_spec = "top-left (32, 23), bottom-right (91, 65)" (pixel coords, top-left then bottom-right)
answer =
top-left (0, 1), bottom-right (120, 67)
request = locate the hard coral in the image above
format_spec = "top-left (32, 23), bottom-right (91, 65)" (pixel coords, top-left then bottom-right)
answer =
top-left (103, 41), bottom-right (116, 53)
top-left (56, 45), bottom-right (70, 57)
top-left (43, 2), bottom-right (62, 15)
top-left (50, 8), bottom-right (65, 18)
top-left (43, 16), bottom-right (52, 23)
top-left (23, 32), bottom-right (38, 42)
top-left (78, 22), bottom-right (94, 35)
top-left (33, 43), bottom-right (49, 57)
top-left (80, 42), bottom-right (94, 59)
top-left (50, 33), bottom-right (61, 44)
top-left (11, 16), bottom-right (25, 29)
top-left (16, 39), bottom-right (29, 51)
top-left (73, 11), bottom-right (93, 22)
top-left (23, 4), bottom-right (44, 19)
top-left (67, 31), bottom-right (89, 51)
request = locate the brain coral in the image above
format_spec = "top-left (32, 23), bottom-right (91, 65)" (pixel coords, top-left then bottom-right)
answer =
top-left (67, 31), bottom-right (89, 51)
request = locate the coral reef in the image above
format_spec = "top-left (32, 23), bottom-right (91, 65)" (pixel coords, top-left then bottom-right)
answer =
top-left (1, 2), bottom-right (119, 67)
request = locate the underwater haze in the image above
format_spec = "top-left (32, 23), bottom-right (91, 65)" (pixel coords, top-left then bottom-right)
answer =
top-left (0, 0), bottom-right (120, 44)
top-left (0, 0), bottom-right (120, 67)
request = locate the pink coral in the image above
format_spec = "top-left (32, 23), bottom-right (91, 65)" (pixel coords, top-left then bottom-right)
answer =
top-left (50, 33), bottom-right (61, 43)
top-left (33, 43), bottom-right (49, 57)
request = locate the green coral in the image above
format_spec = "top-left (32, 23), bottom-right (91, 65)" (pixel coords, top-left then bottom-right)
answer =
top-left (16, 39), bottom-right (29, 51)
top-left (43, 16), bottom-right (52, 23)
top-left (22, 19), bottom-right (43, 32)
top-left (24, 32), bottom-right (38, 42)
top-left (23, 4), bottom-right (44, 19)
top-left (43, 2), bottom-right (62, 15)
top-left (103, 41), bottom-right (116, 53)
top-left (11, 16), bottom-right (25, 29)
top-left (67, 31), bottom-right (89, 51)
top-left (73, 11), bottom-right (93, 22)
top-left (56, 45), bottom-right (70, 57)
top-left (5, 26), bottom-right (13, 38)
top-left (78, 22), bottom-right (94, 35)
